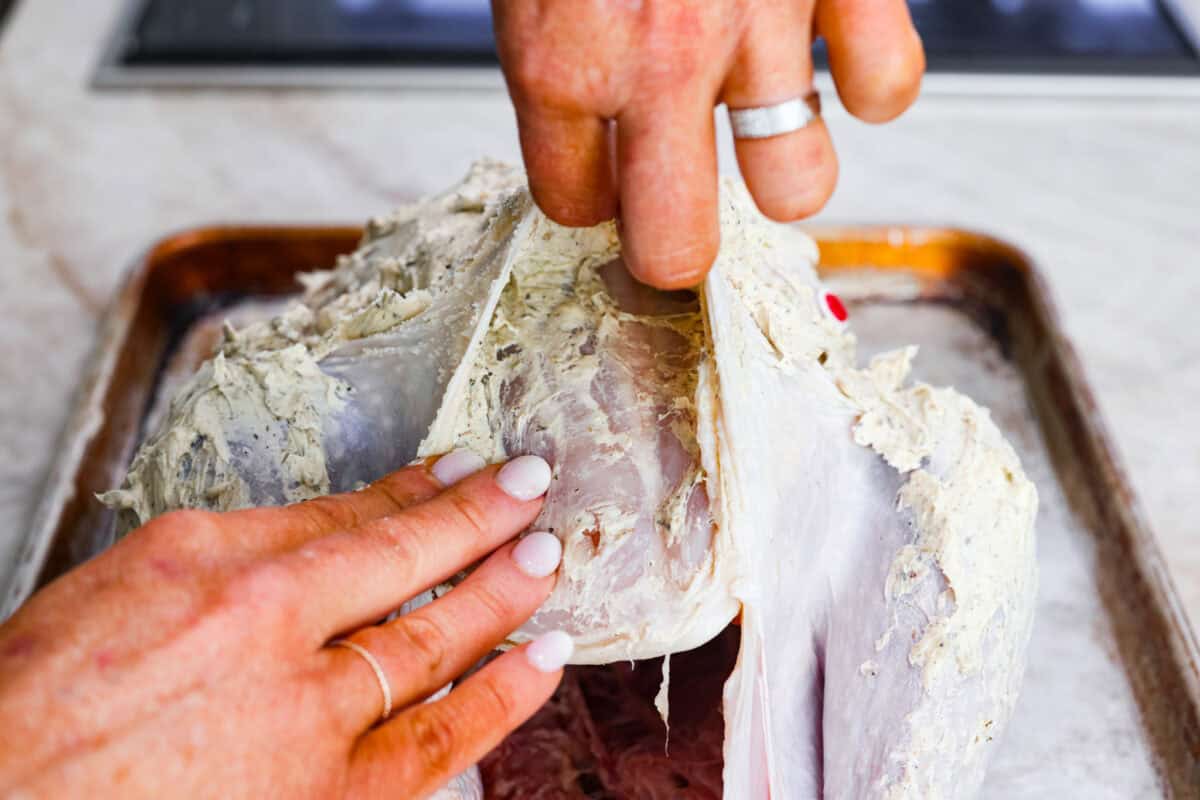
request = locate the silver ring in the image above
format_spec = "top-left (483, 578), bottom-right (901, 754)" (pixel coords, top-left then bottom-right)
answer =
top-left (728, 93), bottom-right (822, 139)
top-left (331, 639), bottom-right (393, 722)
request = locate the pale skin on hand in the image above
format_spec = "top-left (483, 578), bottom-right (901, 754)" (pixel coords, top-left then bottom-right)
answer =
top-left (0, 452), bottom-right (567, 799)
top-left (492, 0), bottom-right (926, 289)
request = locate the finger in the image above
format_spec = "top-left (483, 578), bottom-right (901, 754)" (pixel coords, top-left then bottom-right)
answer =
top-left (517, 106), bottom-right (618, 227)
top-left (723, 2), bottom-right (838, 222)
top-left (278, 456), bottom-right (553, 641)
top-left (816, 0), bottom-right (925, 123)
top-left (324, 532), bottom-right (562, 730)
top-left (213, 450), bottom-right (487, 555)
top-left (347, 631), bottom-right (573, 799)
top-left (616, 96), bottom-right (720, 290)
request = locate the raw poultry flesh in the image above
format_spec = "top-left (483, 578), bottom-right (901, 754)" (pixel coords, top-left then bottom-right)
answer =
top-left (104, 161), bottom-right (1038, 799)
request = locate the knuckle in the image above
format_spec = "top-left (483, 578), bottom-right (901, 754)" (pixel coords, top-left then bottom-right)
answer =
top-left (443, 493), bottom-right (494, 542)
top-left (407, 708), bottom-right (461, 775)
top-left (155, 508), bottom-right (216, 530)
top-left (362, 517), bottom-right (423, 573)
top-left (464, 583), bottom-right (518, 628)
top-left (475, 675), bottom-right (518, 724)
top-left (293, 495), bottom-right (359, 532)
top-left (221, 561), bottom-right (299, 622)
top-left (140, 509), bottom-right (216, 545)
top-left (372, 468), bottom-right (435, 509)
top-left (392, 614), bottom-right (449, 675)
top-left (505, 50), bottom-right (563, 104)
top-left (129, 509), bottom-right (222, 564)
top-left (505, 50), bottom-right (609, 112)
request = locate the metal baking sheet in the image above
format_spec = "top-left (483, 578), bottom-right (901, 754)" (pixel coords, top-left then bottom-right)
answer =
top-left (3, 225), bottom-right (1197, 797)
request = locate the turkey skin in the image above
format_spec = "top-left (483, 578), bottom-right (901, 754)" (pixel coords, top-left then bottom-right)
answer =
top-left (104, 161), bottom-right (1037, 799)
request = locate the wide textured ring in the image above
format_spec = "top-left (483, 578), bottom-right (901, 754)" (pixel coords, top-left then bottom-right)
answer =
top-left (331, 639), bottom-right (393, 722)
top-left (728, 92), bottom-right (822, 140)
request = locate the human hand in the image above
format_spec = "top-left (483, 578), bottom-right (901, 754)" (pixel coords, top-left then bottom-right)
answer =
top-left (493, 0), bottom-right (924, 288)
top-left (0, 452), bottom-right (569, 799)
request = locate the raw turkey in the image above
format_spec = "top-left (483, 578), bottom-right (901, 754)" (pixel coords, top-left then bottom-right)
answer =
top-left (104, 161), bottom-right (1038, 799)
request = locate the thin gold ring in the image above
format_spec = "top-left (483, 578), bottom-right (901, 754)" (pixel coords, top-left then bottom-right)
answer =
top-left (331, 639), bottom-right (393, 722)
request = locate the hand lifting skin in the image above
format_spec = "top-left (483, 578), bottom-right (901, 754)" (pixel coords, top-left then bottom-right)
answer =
top-left (105, 162), bottom-right (1037, 800)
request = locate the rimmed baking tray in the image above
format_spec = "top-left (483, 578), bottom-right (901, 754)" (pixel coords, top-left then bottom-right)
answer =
top-left (3, 225), bottom-right (1197, 797)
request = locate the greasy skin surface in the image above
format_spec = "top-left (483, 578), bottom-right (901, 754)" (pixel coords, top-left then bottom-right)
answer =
top-left (492, 0), bottom-right (925, 288)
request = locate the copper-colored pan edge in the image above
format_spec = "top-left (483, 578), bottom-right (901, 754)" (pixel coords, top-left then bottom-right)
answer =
top-left (3, 224), bottom-right (1196, 793)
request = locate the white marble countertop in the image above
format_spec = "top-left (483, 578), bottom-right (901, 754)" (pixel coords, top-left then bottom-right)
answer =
top-left (2, 0), bottom-right (1199, 644)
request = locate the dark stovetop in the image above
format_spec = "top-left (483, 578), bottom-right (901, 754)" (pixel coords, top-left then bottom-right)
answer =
top-left (0, 0), bottom-right (19, 35)
top-left (104, 0), bottom-right (1200, 79)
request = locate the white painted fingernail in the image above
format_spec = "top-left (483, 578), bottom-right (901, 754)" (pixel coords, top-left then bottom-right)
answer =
top-left (512, 532), bottom-right (562, 579)
top-left (496, 455), bottom-right (552, 501)
top-left (432, 449), bottom-right (486, 487)
top-left (526, 630), bottom-right (574, 673)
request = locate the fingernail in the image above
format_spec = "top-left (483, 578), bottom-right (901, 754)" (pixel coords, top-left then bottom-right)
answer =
top-left (526, 630), bottom-right (574, 673)
top-left (432, 449), bottom-right (486, 487)
top-left (512, 532), bottom-right (562, 579)
top-left (496, 455), bottom-right (552, 501)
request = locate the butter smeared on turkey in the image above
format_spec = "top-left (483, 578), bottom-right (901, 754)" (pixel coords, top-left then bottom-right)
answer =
top-left (105, 161), bottom-right (1037, 799)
